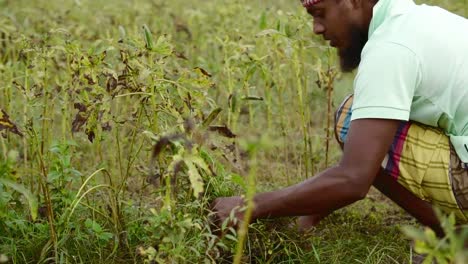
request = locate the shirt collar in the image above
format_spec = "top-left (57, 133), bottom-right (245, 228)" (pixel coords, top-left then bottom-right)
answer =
top-left (368, 0), bottom-right (416, 37)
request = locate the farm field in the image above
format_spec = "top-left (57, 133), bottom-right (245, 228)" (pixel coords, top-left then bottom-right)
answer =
top-left (0, 0), bottom-right (467, 263)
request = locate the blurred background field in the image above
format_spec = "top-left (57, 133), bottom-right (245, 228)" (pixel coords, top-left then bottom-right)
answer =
top-left (0, 0), bottom-right (466, 263)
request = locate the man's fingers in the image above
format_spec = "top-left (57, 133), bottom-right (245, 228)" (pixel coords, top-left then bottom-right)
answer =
top-left (209, 196), bottom-right (246, 234)
top-left (209, 198), bottom-right (221, 211)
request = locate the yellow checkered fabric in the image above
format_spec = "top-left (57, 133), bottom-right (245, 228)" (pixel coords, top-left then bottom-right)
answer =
top-left (335, 95), bottom-right (468, 222)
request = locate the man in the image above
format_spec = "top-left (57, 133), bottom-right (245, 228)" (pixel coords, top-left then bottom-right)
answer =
top-left (212, 0), bottom-right (468, 238)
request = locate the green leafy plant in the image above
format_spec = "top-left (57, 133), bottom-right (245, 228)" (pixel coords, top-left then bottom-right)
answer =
top-left (403, 210), bottom-right (468, 264)
top-left (1, 0), bottom-right (465, 263)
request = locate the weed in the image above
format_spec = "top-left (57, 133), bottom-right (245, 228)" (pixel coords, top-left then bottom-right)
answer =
top-left (0, 0), bottom-right (466, 263)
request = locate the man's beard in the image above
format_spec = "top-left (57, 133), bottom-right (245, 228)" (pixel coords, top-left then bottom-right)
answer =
top-left (338, 25), bottom-right (369, 72)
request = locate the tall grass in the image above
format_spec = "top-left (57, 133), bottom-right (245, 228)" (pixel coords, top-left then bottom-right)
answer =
top-left (0, 0), bottom-right (465, 263)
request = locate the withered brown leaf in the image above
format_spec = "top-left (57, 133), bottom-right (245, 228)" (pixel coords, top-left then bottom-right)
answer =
top-left (208, 125), bottom-right (236, 138)
top-left (0, 109), bottom-right (23, 137)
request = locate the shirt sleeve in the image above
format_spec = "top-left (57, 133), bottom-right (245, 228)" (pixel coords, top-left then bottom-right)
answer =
top-left (351, 42), bottom-right (421, 121)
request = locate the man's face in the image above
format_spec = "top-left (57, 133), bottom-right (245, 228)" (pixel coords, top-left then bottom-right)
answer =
top-left (304, 0), bottom-right (369, 72)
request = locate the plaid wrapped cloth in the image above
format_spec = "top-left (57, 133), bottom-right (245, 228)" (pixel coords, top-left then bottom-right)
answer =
top-left (335, 94), bottom-right (468, 222)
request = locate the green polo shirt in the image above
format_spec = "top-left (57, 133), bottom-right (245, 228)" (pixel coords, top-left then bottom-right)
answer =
top-left (351, 0), bottom-right (468, 162)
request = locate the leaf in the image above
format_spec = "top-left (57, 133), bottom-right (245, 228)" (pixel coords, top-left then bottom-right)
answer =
top-left (85, 218), bottom-right (103, 233)
top-left (47, 171), bottom-right (62, 183)
top-left (225, 234), bottom-right (238, 242)
top-left (88, 40), bottom-right (108, 56)
top-left (208, 125), bottom-right (236, 138)
top-left (167, 154), bottom-right (184, 179)
top-left (85, 126), bottom-right (96, 143)
top-left (5, 150), bottom-right (18, 165)
top-left (73, 103), bottom-right (87, 112)
top-left (202, 108), bottom-right (222, 128)
top-left (189, 155), bottom-right (211, 176)
top-left (259, 12), bottom-right (267, 29)
top-left (85, 110), bottom-right (99, 143)
top-left (152, 137), bottom-right (171, 158)
top-left (72, 113), bottom-right (88, 133)
top-left (185, 160), bottom-right (204, 198)
top-left (228, 93), bottom-right (237, 113)
top-left (0, 178), bottom-right (38, 221)
top-left (402, 226), bottom-right (427, 241)
top-left (175, 51), bottom-right (188, 60)
top-left (312, 244), bottom-right (321, 263)
top-left (118, 26), bottom-right (126, 41)
top-left (242, 96), bottom-right (264, 101)
top-left (422, 255), bottom-right (435, 264)
top-left (151, 134), bottom-right (184, 158)
top-left (0, 109), bottom-right (23, 137)
top-left (142, 24), bottom-right (154, 50)
top-left (154, 35), bottom-right (173, 56)
top-left (230, 174), bottom-right (247, 191)
top-left (72, 103), bottom-right (89, 133)
top-left (106, 76), bottom-right (118, 92)
top-left (194, 67), bottom-right (212, 78)
top-left (256, 29), bottom-right (283, 38)
top-left (99, 232), bottom-right (113, 241)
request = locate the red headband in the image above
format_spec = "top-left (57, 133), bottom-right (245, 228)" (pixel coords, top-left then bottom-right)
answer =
top-left (302, 0), bottom-right (322, 8)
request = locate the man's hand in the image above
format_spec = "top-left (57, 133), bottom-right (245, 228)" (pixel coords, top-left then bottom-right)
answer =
top-left (211, 196), bottom-right (246, 230)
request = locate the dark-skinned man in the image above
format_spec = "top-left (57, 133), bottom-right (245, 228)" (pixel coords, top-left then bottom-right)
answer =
top-left (212, 0), bottom-right (468, 238)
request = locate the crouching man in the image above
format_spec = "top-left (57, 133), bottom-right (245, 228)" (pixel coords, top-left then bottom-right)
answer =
top-left (212, 0), bottom-right (468, 237)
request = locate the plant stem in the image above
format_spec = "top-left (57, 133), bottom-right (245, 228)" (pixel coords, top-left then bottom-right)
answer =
top-left (325, 66), bottom-right (337, 168)
top-left (233, 146), bottom-right (258, 264)
top-left (293, 46), bottom-right (310, 180)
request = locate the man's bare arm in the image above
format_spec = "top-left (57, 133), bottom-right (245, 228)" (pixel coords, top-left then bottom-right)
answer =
top-left (212, 118), bottom-right (400, 222)
top-left (251, 118), bottom-right (401, 219)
